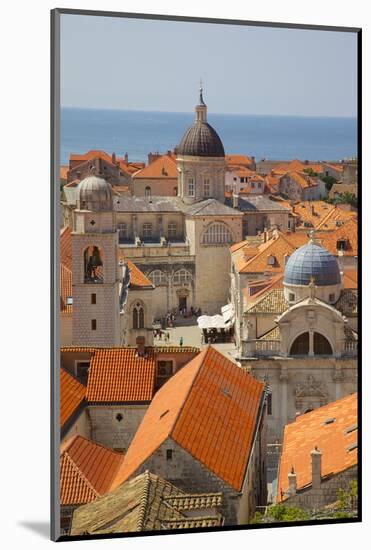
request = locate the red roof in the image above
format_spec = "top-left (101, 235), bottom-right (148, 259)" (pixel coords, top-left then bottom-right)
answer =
top-left (127, 260), bottom-right (154, 289)
top-left (60, 369), bottom-right (86, 427)
top-left (133, 153), bottom-right (177, 179)
top-left (278, 393), bottom-right (357, 502)
top-left (60, 436), bottom-right (125, 505)
top-left (86, 348), bottom-right (157, 403)
top-left (112, 346), bottom-right (265, 491)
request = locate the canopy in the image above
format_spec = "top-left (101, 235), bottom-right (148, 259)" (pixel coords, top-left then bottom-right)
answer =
top-left (197, 314), bottom-right (230, 330)
top-left (221, 303), bottom-right (234, 324)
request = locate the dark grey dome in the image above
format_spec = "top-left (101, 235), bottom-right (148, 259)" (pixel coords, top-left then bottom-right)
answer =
top-left (177, 122), bottom-right (225, 157)
top-left (284, 242), bottom-right (341, 286)
top-left (78, 175), bottom-right (113, 211)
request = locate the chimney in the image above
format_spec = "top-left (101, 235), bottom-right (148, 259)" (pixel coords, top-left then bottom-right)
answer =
top-left (136, 335), bottom-right (146, 357)
top-left (232, 193), bottom-right (239, 208)
top-left (288, 466), bottom-right (297, 495)
top-left (311, 205), bottom-right (315, 215)
top-left (311, 446), bottom-right (322, 489)
top-left (148, 152), bottom-right (153, 165)
top-left (112, 152), bottom-right (116, 163)
top-left (124, 152), bottom-right (129, 163)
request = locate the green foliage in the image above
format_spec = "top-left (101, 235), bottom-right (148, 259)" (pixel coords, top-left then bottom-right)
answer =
top-left (251, 504), bottom-right (310, 524)
top-left (303, 168), bottom-right (318, 177)
top-left (336, 479), bottom-right (358, 511)
top-left (319, 174), bottom-right (337, 191)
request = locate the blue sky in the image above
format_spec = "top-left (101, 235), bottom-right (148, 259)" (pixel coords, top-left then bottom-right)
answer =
top-left (60, 14), bottom-right (357, 117)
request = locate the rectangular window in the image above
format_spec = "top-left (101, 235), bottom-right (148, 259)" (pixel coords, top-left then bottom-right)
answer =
top-left (91, 319), bottom-right (97, 330)
top-left (329, 293), bottom-right (335, 302)
top-left (188, 178), bottom-right (195, 196)
top-left (91, 293), bottom-right (96, 304)
top-left (166, 449), bottom-right (173, 460)
top-left (267, 393), bottom-right (272, 415)
top-left (203, 178), bottom-right (210, 197)
top-left (142, 223), bottom-right (152, 238)
top-left (168, 222), bottom-right (177, 238)
top-left (289, 293), bottom-right (295, 302)
top-left (251, 182), bottom-right (255, 188)
top-left (118, 223), bottom-right (128, 241)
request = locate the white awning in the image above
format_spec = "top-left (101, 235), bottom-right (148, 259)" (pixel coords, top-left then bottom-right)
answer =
top-left (197, 314), bottom-right (230, 329)
top-left (221, 303), bottom-right (234, 323)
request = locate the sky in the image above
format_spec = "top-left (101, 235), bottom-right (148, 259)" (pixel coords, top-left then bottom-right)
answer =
top-left (60, 14), bottom-right (357, 117)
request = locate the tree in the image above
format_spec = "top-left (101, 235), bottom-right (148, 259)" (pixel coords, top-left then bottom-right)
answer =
top-left (320, 174), bottom-right (337, 191)
top-left (303, 168), bottom-right (319, 177)
top-left (251, 504), bottom-right (310, 524)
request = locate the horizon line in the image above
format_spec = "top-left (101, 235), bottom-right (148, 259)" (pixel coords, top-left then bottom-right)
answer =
top-left (60, 105), bottom-right (357, 120)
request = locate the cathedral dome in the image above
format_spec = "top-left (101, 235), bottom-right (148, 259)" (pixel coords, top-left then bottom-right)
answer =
top-left (77, 175), bottom-right (113, 211)
top-left (284, 240), bottom-right (341, 287)
top-left (177, 87), bottom-right (225, 158)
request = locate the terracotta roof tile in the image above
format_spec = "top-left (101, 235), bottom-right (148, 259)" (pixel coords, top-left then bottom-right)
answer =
top-left (286, 170), bottom-right (318, 189)
top-left (246, 289), bottom-right (287, 314)
top-left (60, 227), bottom-right (72, 270)
top-left (112, 346), bottom-right (264, 491)
top-left (225, 154), bottom-right (254, 167)
top-left (71, 471), bottom-right (223, 534)
top-left (86, 348), bottom-right (157, 403)
top-left (316, 207), bottom-right (357, 232)
top-left (70, 150), bottom-right (115, 166)
top-left (126, 260), bottom-right (154, 289)
top-left (60, 436), bottom-right (125, 506)
top-left (133, 154), bottom-right (177, 179)
top-left (60, 369), bottom-right (86, 427)
top-left (278, 393), bottom-right (357, 501)
top-left (321, 218), bottom-right (358, 256)
top-left (342, 269), bottom-right (358, 289)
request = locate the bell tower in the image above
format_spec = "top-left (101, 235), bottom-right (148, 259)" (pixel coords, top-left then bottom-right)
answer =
top-left (71, 173), bottom-right (121, 346)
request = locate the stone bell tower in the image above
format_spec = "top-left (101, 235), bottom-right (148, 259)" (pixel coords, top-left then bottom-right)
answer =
top-left (71, 171), bottom-right (121, 346)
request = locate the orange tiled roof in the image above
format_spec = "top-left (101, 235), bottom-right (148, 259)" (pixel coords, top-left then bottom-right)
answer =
top-left (293, 200), bottom-right (335, 229)
top-left (126, 260), bottom-right (154, 289)
top-left (272, 159), bottom-right (305, 175)
top-left (243, 273), bottom-right (284, 301)
top-left (285, 170), bottom-right (318, 189)
top-left (60, 436), bottom-right (125, 505)
top-left (111, 346), bottom-right (265, 491)
top-left (321, 218), bottom-right (358, 256)
top-left (70, 150), bottom-right (116, 166)
top-left (60, 263), bottom-right (72, 315)
top-left (225, 154), bottom-right (254, 167)
top-left (60, 226), bottom-right (72, 270)
top-left (133, 153), bottom-right (177, 179)
top-left (343, 269), bottom-right (358, 289)
top-left (60, 165), bottom-right (69, 180)
top-left (232, 232), bottom-right (309, 274)
top-left (277, 393), bottom-right (357, 502)
top-left (316, 207), bottom-right (357, 232)
top-left (86, 348), bottom-right (157, 403)
top-left (60, 369), bottom-right (86, 427)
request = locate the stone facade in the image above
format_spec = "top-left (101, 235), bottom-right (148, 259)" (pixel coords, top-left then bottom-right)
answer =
top-left (242, 358), bottom-right (357, 443)
top-left (88, 405), bottom-right (149, 452)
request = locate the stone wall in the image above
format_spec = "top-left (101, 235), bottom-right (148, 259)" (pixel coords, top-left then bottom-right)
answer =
top-left (283, 465), bottom-right (358, 510)
top-left (88, 405), bottom-right (148, 452)
top-left (243, 358), bottom-right (357, 443)
top-left (131, 177), bottom-right (178, 197)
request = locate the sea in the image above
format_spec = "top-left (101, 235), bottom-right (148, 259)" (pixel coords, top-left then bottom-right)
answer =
top-left (61, 107), bottom-right (357, 165)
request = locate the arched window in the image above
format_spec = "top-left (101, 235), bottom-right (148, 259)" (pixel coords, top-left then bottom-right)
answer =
top-left (313, 332), bottom-right (332, 355)
top-left (84, 246), bottom-right (103, 283)
top-left (202, 223), bottom-right (233, 245)
top-left (149, 270), bottom-right (168, 286)
top-left (290, 333), bottom-right (309, 355)
top-left (133, 303), bottom-right (145, 329)
top-left (173, 269), bottom-right (192, 285)
top-left (145, 186), bottom-right (151, 197)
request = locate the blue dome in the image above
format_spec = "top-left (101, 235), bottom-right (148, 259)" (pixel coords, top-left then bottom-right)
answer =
top-left (284, 242), bottom-right (341, 286)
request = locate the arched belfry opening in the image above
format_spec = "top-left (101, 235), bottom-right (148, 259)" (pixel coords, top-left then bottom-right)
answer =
top-left (290, 332), bottom-right (310, 355)
top-left (290, 331), bottom-right (333, 356)
top-left (313, 332), bottom-right (332, 355)
top-left (84, 246), bottom-right (103, 283)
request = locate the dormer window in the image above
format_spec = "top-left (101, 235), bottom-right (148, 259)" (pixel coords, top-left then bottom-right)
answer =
top-left (337, 239), bottom-right (347, 251)
top-left (267, 255), bottom-right (276, 266)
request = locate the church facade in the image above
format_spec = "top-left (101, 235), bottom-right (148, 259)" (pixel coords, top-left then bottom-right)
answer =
top-left (233, 235), bottom-right (357, 443)
top-left (68, 89), bottom-right (244, 346)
